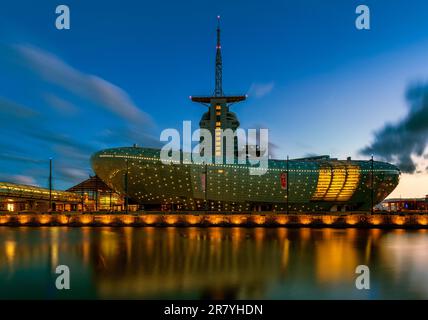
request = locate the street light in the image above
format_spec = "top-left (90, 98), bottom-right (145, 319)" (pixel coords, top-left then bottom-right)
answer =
top-left (371, 155), bottom-right (374, 214)
top-left (286, 155), bottom-right (289, 215)
top-left (49, 157), bottom-right (52, 213)
top-left (124, 159), bottom-right (129, 214)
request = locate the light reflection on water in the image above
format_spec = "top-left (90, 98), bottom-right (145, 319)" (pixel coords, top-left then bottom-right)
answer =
top-left (1, 227), bottom-right (428, 299)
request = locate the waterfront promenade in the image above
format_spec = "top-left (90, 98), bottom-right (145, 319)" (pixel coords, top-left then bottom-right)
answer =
top-left (1, 212), bottom-right (428, 228)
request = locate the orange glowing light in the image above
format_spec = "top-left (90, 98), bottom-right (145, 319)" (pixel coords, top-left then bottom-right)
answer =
top-left (417, 215), bottom-right (428, 226)
top-left (141, 215), bottom-right (158, 225)
top-left (322, 216), bottom-right (337, 225)
top-left (186, 215), bottom-right (202, 225)
top-left (391, 216), bottom-right (406, 226)
top-left (207, 215), bottom-right (223, 225)
top-left (252, 216), bottom-right (266, 225)
top-left (57, 215), bottom-right (69, 225)
top-left (101, 215), bottom-right (113, 225)
top-left (38, 215), bottom-right (51, 225)
top-left (165, 215), bottom-right (179, 225)
top-left (79, 215), bottom-right (93, 225)
top-left (346, 215), bottom-right (359, 225)
top-left (368, 215), bottom-right (383, 226)
top-left (276, 216), bottom-right (289, 225)
top-left (18, 215), bottom-right (30, 225)
top-left (230, 215), bottom-right (246, 225)
top-left (299, 216), bottom-right (312, 225)
top-left (121, 215), bottom-right (134, 225)
top-left (0, 215), bottom-right (10, 224)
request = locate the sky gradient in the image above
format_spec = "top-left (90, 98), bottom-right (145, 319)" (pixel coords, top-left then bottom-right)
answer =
top-left (0, 0), bottom-right (427, 197)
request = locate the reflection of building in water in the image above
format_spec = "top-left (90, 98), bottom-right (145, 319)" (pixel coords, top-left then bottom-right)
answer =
top-left (0, 227), bottom-right (87, 271)
top-left (378, 230), bottom-right (428, 298)
top-left (2, 227), bottom-right (428, 299)
top-left (90, 227), bottom-right (289, 299)
top-left (314, 229), bottom-right (358, 283)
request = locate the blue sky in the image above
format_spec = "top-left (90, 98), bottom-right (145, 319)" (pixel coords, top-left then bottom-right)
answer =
top-left (0, 0), bottom-right (427, 196)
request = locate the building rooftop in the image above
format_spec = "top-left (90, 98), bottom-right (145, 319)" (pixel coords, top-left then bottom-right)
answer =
top-left (0, 181), bottom-right (81, 202)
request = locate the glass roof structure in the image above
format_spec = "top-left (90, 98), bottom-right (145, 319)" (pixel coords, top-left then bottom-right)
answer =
top-left (0, 182), bottom-right (82, 203)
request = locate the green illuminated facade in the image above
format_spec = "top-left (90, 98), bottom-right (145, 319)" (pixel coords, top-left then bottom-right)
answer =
top-left (91, 148), bottom-right (400, 212)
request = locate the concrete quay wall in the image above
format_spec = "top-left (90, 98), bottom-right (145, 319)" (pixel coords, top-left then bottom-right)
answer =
top-left (1, 212), bottom-right (428, 228)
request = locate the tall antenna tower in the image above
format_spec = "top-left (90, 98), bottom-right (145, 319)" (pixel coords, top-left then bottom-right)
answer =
top-left (190, 16), bottom-right (246, 159)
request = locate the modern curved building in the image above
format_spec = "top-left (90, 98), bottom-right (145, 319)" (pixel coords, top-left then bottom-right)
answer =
top-left (91, 147), bottom-right (399, 212)
top-left (91, 18), bottom-right (400, 212)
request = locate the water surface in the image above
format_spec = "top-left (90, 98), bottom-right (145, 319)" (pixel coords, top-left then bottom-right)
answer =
top-left (1, 227), bottom-right (428, 299)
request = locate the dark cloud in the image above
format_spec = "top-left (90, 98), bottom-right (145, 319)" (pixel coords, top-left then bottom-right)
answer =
top-left (360, 82), bottom-right (428, 173)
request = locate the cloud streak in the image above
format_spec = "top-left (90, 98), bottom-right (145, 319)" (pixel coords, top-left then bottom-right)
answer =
top-left (0, 97), bottom-right (39, 119)
top-left (44, 94), bottom-right (79, 116)
top-left (0, 174), bottom-right (38, 186)
top-left (247, 82), bottom-right (274, 98)
top-left (15, 44), bottom-right (152, 126)
top-left (0, 43), bottom-right (161, 189)
top-left (360, 82), bottom-right (428, 173)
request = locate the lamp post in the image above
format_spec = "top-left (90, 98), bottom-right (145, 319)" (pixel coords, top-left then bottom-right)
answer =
top-left (110, 190), bottom-right (112, 212)
top-left (286, 155), bottom-right (289, 215)
top-left (95, 175), bottom-right (98, 212)
top-left (125, 159), bottom-right (129, 214)
top-left (371, 155), bottom-right (374, 214)
top-left (49, 157), bottom-right (52, 213)
top-left (81, 190), bottom-right (84, 213)
top-left (204, 162), bottom-right (208, 213)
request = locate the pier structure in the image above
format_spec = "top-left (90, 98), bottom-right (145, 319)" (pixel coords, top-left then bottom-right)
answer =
top-left (1, 212), bottom-right (428, 228)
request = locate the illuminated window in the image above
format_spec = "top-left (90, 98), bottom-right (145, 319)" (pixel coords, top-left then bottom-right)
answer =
top-left (216, 121), bottom-right (221, 127)
top-left (216, 105), bottom-right (221, 110)
top-left (7, 203), bottom-right (14, 212)
top-left (216, 111), bottom-right (221, 116)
